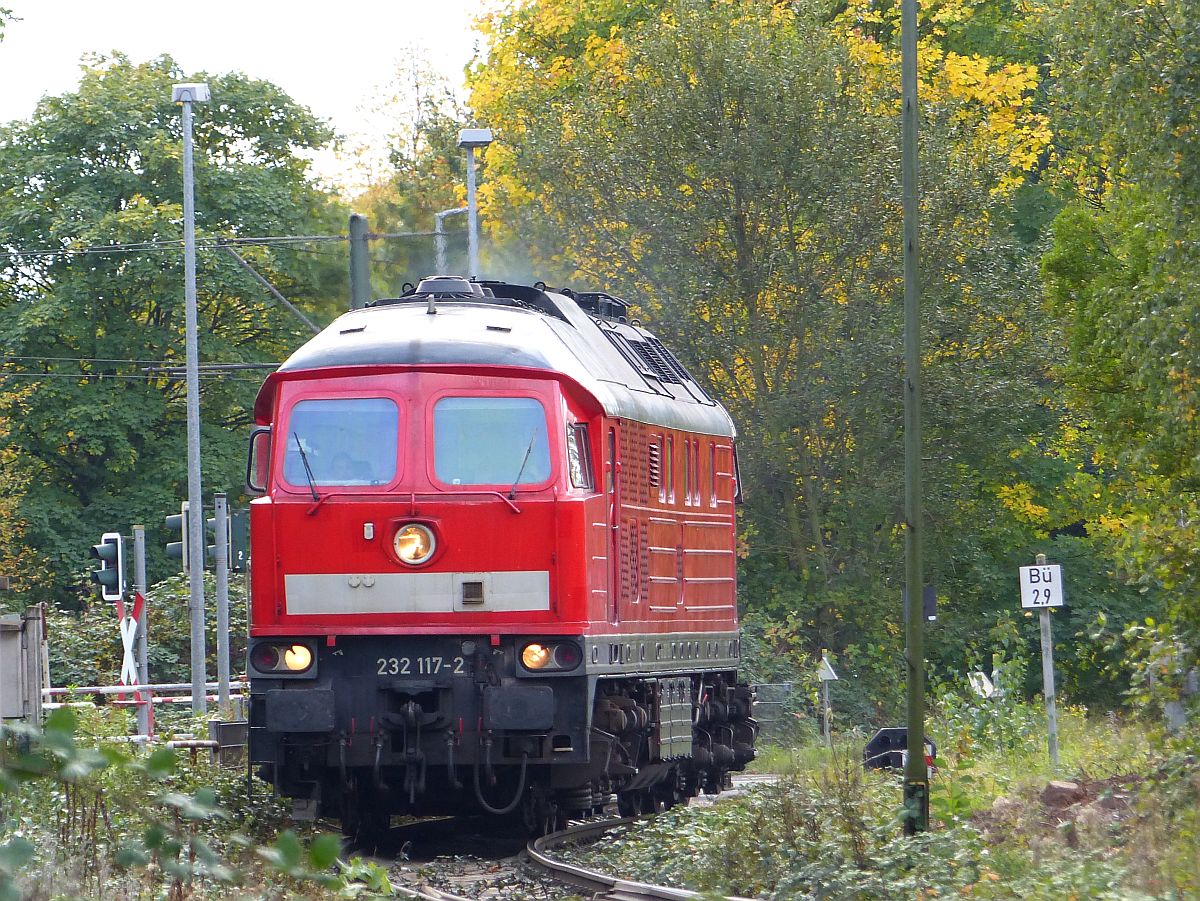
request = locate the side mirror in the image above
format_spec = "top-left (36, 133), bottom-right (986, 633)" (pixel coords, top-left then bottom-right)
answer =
top-left (246, 427), bottom-right (272, 495)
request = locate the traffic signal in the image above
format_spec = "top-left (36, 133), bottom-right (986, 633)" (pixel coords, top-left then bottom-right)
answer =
top-left (204, 514), bottom-right (219, 568)
top-left (89, 532), bottom-right (126, 602)
top-left (165, 501), bottom-right (190, 569)
top-left (167, 501), bottom-right (241, 571)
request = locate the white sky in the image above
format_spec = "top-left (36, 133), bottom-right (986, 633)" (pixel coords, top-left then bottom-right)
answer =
top-left (0, 0), bottom-right (492, 192)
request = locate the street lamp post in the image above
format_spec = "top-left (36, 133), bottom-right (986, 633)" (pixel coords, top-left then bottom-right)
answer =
top-left (434, 207), bottom-right (467, 274)
top-left (457, 129), bottom-right (493, 279)
top-left (172, 81), bottom-right (211, 714)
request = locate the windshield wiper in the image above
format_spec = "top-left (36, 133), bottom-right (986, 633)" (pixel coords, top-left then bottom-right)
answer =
top-left (293, 432), bottom-right (320, 502)
top-left (508, 432), bottom-right (538, 500)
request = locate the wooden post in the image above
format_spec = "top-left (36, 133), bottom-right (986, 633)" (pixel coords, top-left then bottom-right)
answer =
top-left (900, 0), bottom-right (929, 835)
top-left (822, 679), bottom-right (831, 747)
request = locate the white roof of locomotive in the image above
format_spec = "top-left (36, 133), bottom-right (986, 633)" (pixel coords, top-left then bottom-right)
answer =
top-left (271, 283), bottom-right (736, 438)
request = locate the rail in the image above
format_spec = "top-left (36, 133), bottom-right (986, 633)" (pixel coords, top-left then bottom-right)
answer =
top-left (43, 681), bottom-right (249, 697)
top-left (527, 816), bottom-right (758, 901)
top-left (393, 887), bottom-right (472, 901)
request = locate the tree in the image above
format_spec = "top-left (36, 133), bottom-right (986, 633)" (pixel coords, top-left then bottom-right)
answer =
top-left (351, 59), bottom-right (469, 291)
top-left (0, 55), bottom-right (341, 607)
top-left (1041, 0), bottom-right (1200, 639)
top-left (471, 0), bottom-right (1066, 707)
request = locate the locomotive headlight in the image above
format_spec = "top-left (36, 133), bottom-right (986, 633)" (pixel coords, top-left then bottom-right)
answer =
top-left (283, 644), bottom-right (313, 671)
top-left (393, 523), bottom-right (435, 565)
top-left (521, 643), bottom-right (552, 670)
top-left (519, 641), bottom-right (582, 673)
top-left (250, 640), bottom-right (315, 676)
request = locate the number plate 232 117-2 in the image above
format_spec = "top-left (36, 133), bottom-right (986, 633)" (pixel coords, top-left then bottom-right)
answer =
top-left (375, 655), bottom-right (466, 677)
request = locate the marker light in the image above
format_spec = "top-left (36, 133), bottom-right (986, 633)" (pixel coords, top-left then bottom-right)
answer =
top-left (519, 641), bottom-right (582, 672)
top-left (522, 643), bottom-right (552, 670)
top-left (393, 523), bottom-right (436, 565)
top-left (251, 641), bottom-right (315, 675)
top-left (283, 644), bottom-right (313, 671)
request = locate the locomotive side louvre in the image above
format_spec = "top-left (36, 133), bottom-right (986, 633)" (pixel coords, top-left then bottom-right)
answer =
top-left (245, 277), bottom-right (756, 838)
top-left (607, 420), bottom-right (738, 621)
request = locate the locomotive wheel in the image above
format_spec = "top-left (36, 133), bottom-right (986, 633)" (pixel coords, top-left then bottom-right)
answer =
top-left (616, 789), bottom-right (642, 817)
top-left (654, 767), bottom-right (685, 811)
top-left (703, 769), bottom-right (723, 795)
top-left (520, 791), bottom-right (564, 837)
top-left (341, 781), bottom-right (391, 849)
top-left (683, 765), bottom-right (702, 798)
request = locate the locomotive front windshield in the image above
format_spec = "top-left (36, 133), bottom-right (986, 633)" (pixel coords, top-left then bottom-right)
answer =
top-left (283, 397), bottom-right (399, 487)
top-left (434, 397), bottom-right (551, 487)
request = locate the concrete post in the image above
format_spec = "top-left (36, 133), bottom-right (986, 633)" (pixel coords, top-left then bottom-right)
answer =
top-left (215, 493), bottom-right (230, 712)
top-left (349, 213), bottom-right (370, 309)
top-left (176, 84), bottom-right (209, 715)
top-left (133, 525), bottom-right (150, 736)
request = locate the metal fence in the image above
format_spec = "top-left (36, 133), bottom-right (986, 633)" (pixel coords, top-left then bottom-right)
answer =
top-left (753, 682), bottom-right (795, 742)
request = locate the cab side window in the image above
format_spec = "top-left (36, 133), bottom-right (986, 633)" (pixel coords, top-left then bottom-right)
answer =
top-left (566, 423), bottom-right (594, 490)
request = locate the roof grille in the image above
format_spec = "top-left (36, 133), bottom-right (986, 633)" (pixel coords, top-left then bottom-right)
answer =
top-left (628, 337), bottom-right (682, 384)
top-left (646, 337), bottom-right (695, 383)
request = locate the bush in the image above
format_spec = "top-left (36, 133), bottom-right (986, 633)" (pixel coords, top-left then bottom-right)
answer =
top-left (566, 729), bottom-right (1195, 900)
top-left (46, 572), bottom-right (248, 688)
top-left (0, 709), bottom-right (393, 899)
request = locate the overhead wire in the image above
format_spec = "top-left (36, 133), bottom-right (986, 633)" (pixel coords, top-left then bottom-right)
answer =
top-left (2, 354), bottom-right (179, 366)
top-left (0, 230), bottom-right (438, 260)
top-left (0, 231), bottom-right (437, 384)
top-left (1, 357), bottom-right (279, 382)
top-left (0, 371), bottom-right (263, 382)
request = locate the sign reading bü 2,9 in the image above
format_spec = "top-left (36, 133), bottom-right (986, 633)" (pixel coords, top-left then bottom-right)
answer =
top-left (1019, 564), bottom-right (1065, 609)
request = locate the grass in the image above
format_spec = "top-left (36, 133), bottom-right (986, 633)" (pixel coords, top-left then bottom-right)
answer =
top-left (571, 708), bottom-right (1198, 899)
top-left (748, 740), bottom-right (835, 775)
top-left (3, 697), bottom-right (1194, 899)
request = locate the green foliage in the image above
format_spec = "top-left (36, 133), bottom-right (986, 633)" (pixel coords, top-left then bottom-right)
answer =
top-left (0, 708), bottom-right (393, 898)
top-left (1037, 0), bottom-right (1200, 647)
top-left (567, 721), bottom-right (1193, 899)
top-left (566, 751), bottom-right (1140, 898)
top-left (930, 636), bottom-right (1047, 758)
top-left (1091, 613), bottom-right (1198, 721)
top-left (0, 54), bottom-right (344, 608)
top-left (473, 0), bottom-right (1068, 715)
top-left (45, 571), bottom-right (247, 687)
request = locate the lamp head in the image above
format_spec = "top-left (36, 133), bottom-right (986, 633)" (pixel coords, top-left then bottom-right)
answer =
top-left (172, 83), bottom-right (211, 103)
top-left (457, 128), bottom-right (493, 149)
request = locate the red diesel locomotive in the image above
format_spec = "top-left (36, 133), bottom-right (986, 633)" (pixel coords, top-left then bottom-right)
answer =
top-left (245, 276), bottom-right (756, 839)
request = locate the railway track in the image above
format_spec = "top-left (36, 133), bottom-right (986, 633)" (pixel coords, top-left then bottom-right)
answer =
top-left (385, 815), bottom-right (757, 901)
top-left (527, 816), bottom-right (758, 901)
top-left (382, 776), bottom-right (776, 900)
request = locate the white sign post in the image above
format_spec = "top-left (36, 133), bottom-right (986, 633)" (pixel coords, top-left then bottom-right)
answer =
top-left (818, 654), bottom-right (838, 747)
top-left (1020, 554), bottom-right (1063, 767)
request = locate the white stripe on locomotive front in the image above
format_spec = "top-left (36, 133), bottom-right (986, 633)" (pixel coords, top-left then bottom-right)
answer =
top-left (284, 570), bottom-right (550, 615)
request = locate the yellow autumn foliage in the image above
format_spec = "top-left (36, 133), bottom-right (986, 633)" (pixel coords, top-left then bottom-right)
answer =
top-left (996, 482), bottom-right (1051, 522)
top-left (833, 0), bottom-right (1049, 191)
